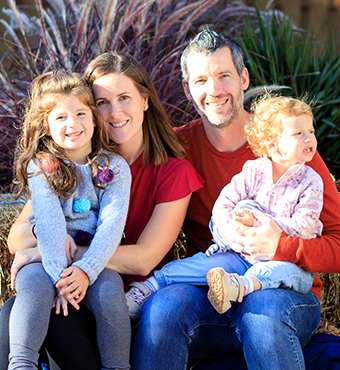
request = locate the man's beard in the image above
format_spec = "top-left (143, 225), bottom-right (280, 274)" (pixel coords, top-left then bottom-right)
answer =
top-left (192, 90), bottom-right (243, 129)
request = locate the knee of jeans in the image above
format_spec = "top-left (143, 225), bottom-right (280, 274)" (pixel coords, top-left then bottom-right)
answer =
top-left (236, 290), bottom-right (288, 339)
top-left (138, 284), bottom-right (204, 336)
top-left (16, 263), bottom-right (53, 292)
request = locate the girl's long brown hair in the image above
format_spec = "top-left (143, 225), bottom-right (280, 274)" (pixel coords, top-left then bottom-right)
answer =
top-left (84, 51), bottom-right (186, 167)
top-left (14, 70), bottom-right (118, 199)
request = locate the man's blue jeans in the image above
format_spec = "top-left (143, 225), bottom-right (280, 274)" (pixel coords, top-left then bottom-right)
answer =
top-left (131, 283), bottom-right (320, 370)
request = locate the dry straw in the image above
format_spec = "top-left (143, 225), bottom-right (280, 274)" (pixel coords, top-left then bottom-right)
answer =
top-left (0, 194), bottom-right (26, 307)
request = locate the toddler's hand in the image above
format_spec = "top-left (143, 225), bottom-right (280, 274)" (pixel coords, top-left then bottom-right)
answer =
top-left (231, 208), bottom-right (255, 227)
top-left (56, 266), bottom-right (89, 309)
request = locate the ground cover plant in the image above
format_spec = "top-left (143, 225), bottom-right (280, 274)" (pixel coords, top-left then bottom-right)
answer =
top-left (0, 0), bottom-right (340, 331)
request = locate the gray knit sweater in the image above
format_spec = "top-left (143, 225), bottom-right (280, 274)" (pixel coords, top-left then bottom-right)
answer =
top-left (27, 153), bottom-right (131, 285)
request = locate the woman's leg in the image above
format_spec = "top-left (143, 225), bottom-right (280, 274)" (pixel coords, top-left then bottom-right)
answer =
top-left (8, 263), bottom-right (55, 370)
top-left (0, 296), bottom-right (14, 370)
top-left (85, 268), bottom-right (131, 370)
top-left (44, 303), bottom-right (101, 370)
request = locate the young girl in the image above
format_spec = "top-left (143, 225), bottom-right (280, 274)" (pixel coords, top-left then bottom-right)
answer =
top-left (9, 70), bottom-right (132, 369)
top-left (126, 95), bottom-right (323, 317)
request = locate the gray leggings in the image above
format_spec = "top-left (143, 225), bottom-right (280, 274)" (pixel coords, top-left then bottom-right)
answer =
top-left (9, 263), bottom-right (131, 370)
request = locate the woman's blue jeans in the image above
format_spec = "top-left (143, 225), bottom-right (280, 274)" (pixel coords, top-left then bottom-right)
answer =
top-left (131, 283), bottom-right (320, 370)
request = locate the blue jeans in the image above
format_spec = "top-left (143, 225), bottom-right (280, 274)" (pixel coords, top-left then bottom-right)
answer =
top-left (155, 251), bottom-right (315, 294)
top-left (131, 284), bottom-right (320, 370)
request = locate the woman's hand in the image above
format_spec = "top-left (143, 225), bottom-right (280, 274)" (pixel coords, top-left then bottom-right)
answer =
top-left (54, 288), bottom-right (70, 316)
top-left (227, 210), bottom-right (283, 260)
top-left (11, 247), bottom-right (42, 290)
top-left (55, 266), bottom-right (89, 310)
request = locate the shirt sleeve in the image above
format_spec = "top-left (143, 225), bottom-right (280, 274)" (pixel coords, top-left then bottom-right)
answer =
top-left (73, 155), bottom-right (131, 285)
top-left (274, 152), bottom-right (340, 274)
top-left (27, 160), bottom-right (68, 284)
top-left (272, 170), bottom-right (323, 239)
top-left (155, 158), bottom-right (205, 205)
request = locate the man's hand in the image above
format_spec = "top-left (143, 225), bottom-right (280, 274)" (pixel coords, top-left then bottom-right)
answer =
top-left (11, 247), bottom-right (42, 290)
top-left (227, 210), bottom-right (282, 260)
top-left (55, 266), bottom-right (89, 309)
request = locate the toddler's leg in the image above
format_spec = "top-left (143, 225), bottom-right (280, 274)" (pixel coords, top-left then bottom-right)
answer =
top-left (126, 251), bottom-right (250, 319)
top-left (85, 268), bottom-right (131, 370)
top-left (245, 261), bottom-right (315, 294)
top-left (155, 251), bottom-right (250, 288)
top-left (9, 263), bottom-right (55, 370)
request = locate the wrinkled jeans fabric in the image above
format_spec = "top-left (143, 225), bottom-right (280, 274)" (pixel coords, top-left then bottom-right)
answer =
top-left (131, 284), bottom-right (320, 370)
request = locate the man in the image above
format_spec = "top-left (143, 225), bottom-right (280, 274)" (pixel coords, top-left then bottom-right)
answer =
top-left (131, 29), bottom-right (340, 369)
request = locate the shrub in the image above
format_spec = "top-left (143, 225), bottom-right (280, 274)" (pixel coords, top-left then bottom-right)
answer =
top-left (234, 3), bottom-right (340, 177)
top-left (2, 0), bottom-right (339, 191)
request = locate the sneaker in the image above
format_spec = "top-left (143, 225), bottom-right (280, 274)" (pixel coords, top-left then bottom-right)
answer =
top-left (206, 268), bottom-right (244, 314)
top-left (125, 281), bottom-right (153, 319)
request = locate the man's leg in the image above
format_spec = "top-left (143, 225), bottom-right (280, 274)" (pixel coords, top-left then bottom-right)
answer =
top-left (236, 289), bottom-right (320, 370)
top-left (131, 284), bottom-right (241, 370)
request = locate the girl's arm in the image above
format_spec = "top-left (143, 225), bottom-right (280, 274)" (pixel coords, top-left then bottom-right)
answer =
top-left (106, 194), bottom-right (191, 276)
top-left (71, 155), bottom-right (131, 285)
top-left (27, 161), bottom-right (68, 284)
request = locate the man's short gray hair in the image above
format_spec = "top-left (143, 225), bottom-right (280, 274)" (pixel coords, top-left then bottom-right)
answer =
top-left (180, 29), bottom-right (245, 82)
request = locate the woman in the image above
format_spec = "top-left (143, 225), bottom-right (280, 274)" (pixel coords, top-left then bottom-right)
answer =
top-left (0, 51), bottom-right (204, 369)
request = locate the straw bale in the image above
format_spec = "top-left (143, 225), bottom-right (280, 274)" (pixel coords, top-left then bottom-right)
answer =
top-left (0, 195), bottom-right (340, 336)
top-left (318, 273), bottom-right (340, 336)
top-left (0, 194), bottom-right (27, 307)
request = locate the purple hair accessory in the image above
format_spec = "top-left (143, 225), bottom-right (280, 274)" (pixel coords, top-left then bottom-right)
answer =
top-left (73, 230), bottom-right (94, 246)
top-left (73, 198), bottom-right (91, 213)
top-left (98, 166), bottom-right (114, 183)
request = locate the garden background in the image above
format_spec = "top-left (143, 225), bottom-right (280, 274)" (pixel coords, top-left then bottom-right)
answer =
top-left (0, 0), bottom-right (340, 335)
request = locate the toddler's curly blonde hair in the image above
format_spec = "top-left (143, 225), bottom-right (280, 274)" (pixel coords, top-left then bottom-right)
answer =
top-left (244, 95), bottom-right (314, 158)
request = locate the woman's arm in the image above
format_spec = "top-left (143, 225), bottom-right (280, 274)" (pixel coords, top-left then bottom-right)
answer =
top-left (106, 194), bottom-right (191, 276)
top-left (9, 188), bottom-right (191, 277)
top-left (7, 201), bottom-right (37, 253)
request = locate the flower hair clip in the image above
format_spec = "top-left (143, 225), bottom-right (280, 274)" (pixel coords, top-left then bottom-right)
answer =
top-left (40, 157), bottom-right (59, 174)
top-left (98, 163), bottom-right (120, 183)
